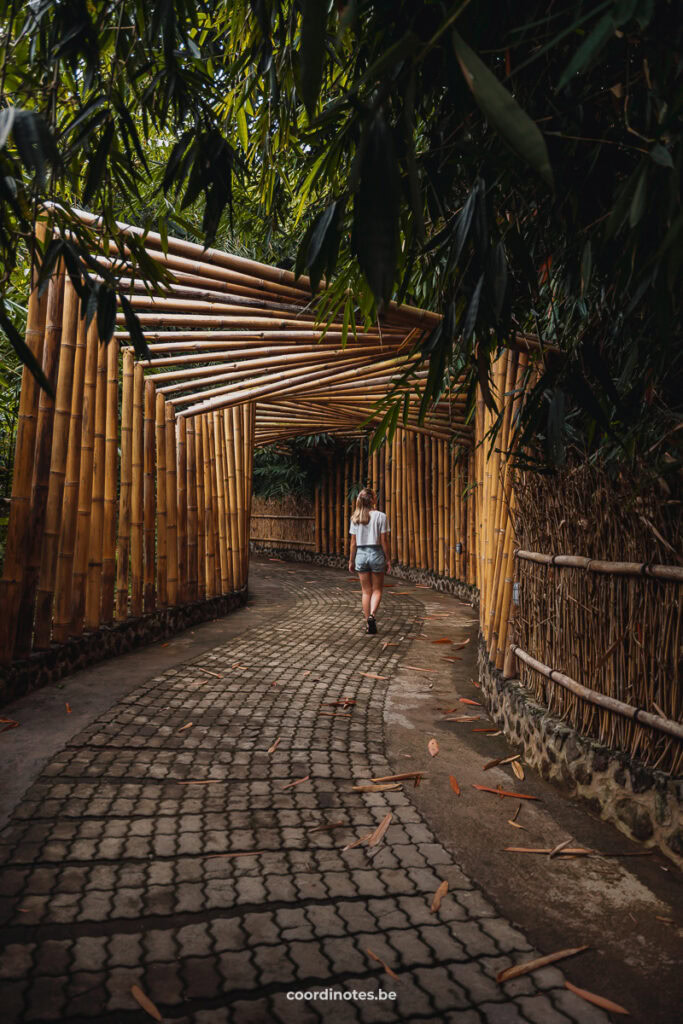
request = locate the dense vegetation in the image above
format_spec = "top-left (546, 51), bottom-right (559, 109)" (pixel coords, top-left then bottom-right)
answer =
top-left (0, 0), bottom-right (680, 485)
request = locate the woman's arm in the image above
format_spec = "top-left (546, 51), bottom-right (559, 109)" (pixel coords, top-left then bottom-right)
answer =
top-left (380, 532), bottom-right (391, 574)
top-left (348, 535), bottom-right (357, 572)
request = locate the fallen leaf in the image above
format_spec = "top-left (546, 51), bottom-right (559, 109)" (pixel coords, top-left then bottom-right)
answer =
top-left (549, 839), bottom-right (573, 859)
top-left (449, 775), bottom-right (461, 796)
top-left (441, 656), bottom-right (463, 662)
top-left (511, 803), bottom-right (522, 823)
top-left (371, 772), bottom-right (424, 783)
top-left (0, 719), bottom-right (20, 734)
top-left (65, 703), bottom-right (72, 714)
top-left (655, 916), bottom-right (675, 925)
top-left (197, 667), bottom-right (221, 678)
top-left (512, 761), bottom-right (525, 781)
top-left (428, 738), bottom-right (439, 757)
top-left (497, 946), bottom-right (590, 983)
top-left (484, 755), bottom-right (520, 771)
top-left (352, 783), bottom-right (402, 792)
top-left (367, 812), bottom-right (392, 847)
top-left (267, 737), bottom-right (281, 754)
top-left (459, 698), bottom-right (481, 706)
top-left (431, 879), bottom-right (448, 913)
top-left (473, 786), bottom-right (540, 801)
top-left (366, 948), bottom-right (399, 980)
top-left (281, 775), bottom-right (310, 790)
top-left (508, 820), bottom-right (527, 830)
top-left (361, 673), bottom-right (388, 680)
top-left (504, 847), bottom-right (594, 855)
top-left (130, 984), bottom-right (162, 1021)
top-left (473, 728), bottom-right (500, 733)
top-left (452, 638), bottom-right (471, 650)
top-left (177, 722), bottom-right (193, 733)
top-left (343, 831), bottom-right (375, 851)
top-left (405, 666), bottom-right (436, 674)
top-left (445, 716), bottom-right (483, 723)
top-left (564, 981), bottom-right (629, 1015)
top-left (432, 638), bottom-right (452, 644)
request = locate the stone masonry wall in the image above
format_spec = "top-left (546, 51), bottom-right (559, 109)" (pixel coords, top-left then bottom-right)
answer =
top-left (0, 587), bottom-right (248, 707)
top-left (477, 636), bottom-right (682, 869)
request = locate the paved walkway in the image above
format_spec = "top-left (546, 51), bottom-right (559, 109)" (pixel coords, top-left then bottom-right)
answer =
top-left (0, 563), bottom-right (616, 1023)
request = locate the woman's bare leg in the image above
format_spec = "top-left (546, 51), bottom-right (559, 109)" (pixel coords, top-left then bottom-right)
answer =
top-left (359, 572), bottom-right (372, 618)
top-left (370, 571), bottom-right (385, 616)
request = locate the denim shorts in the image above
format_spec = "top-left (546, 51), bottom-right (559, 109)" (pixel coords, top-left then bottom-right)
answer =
top-left (355, 544), bottom-right (387, 573)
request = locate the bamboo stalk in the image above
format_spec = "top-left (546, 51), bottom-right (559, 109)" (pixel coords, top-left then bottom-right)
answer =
top-left (438, 438), bottom-right (446, 576)
top-left (223, 408), bottom-right (240, 588)
top-left (155, 392), bottom-right (168, 607)
top-left (0, 223), bottom-right (49, 662)
top-left (176, 415), bottom-right (188, 604)
top-left (212, 411), bottom-right (229, 593)
top-left (101, 338), bottom-right (119, 623)
top-left (186, 416), bottom-right (198, 600)
top-left (201, 413), bottom-right (216, 597)
top-left (84, 334), bottom-right (108, 629)
top-left (343, 453), bottom-right (349, 558)
top-left (407, 433), bottom-right (417, 567)
top-left (195, 416), bottom-right (206, 599)
top-left (165, 403), bottom-right (178, 604)
top-left (336, 459), bottom-right (343, 555)
top-left (231, 406), bottom-right (244, 589)
top-left (33, 279), bottom-right (79, 647)
top-left (144, 379), bottom-right (156, 611)
top-left (115, 350), bottom-right (134, 619)
top-left (129, 363), bottom-right (144, 617)
top-left (70, 319), bottom-right (99, 636)
top-left (314, 483), bottom-right (320, 554)
top-left (417, 435), bottom-right (427, 569)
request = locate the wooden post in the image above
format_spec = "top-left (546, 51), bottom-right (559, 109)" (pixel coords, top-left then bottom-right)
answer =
top-left (201, 413), bottom-right (216, 597)
top-left (115, 350), bottom-right (134, 620)
top-left (34, 279), bottom-right (79, 647)
top-left (84, 335), bottom-right (107, 629)
top-left (165, 403), bottom-right (178, 604)
top-left (449, 447), bottom-right (456, 579)
top-left (231, 406), bottom-right (244, 588)
top-left (155, 392), bottom-right (168, 607)
top-left (52, 315), bottom-right (88, 644)
top-left (0, 223), bottom-right (49, 662)
top-left (144, 379), bottom-right (156, 612)
top-left (70, 319), bottom-right (99, 635)
top-left (424, 434), bottom-right (433, 573)
top-left (224, 408), bottom-right (240, 588)
top-left (407, 433), bottom-right (417, 567)
top-left (176, 414), bottom-right (187, 604)
top-left (195, 416), bottom-right (206, 600)
top-left (101, 338), bottom-right (119, 623)
top-left (212, 411), bottom-right (229, 593)
top-left (186, 416), bottom-right (198, 600)
top-left (343, 453), bottom-right (349, 557)
top-left (417, 435), bottom-right (427, 569)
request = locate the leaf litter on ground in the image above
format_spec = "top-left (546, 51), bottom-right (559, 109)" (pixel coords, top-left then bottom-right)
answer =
top-left (497, 945), bottom-right (590, 983)
top-left (564, 981), bottom-right (629, 1015)
top-left (431, 879), bottom-right (449, 913)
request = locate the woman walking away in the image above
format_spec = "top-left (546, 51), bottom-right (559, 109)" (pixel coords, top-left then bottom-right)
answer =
top-left (348, 488), bottom-right (391, 634)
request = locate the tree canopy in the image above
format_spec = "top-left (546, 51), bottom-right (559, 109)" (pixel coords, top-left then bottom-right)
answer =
top-left (0, 0), bottom-right (680, 479)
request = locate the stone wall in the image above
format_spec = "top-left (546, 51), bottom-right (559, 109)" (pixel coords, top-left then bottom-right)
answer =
top-left (250, 543), bottom-right (479, 606)
top-left (477, 636), bottom-right (682, 869)
top-left (0, 588), bottom-right (248, 707)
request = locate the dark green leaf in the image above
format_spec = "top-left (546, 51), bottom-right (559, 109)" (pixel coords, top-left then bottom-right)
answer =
top-left (351, 111), bottom-right (400, 307)
top-left (649, 143), bottom-right (673, 169)
top-left (0, 304), bottom-right (53, 397)
top-left (300, 0), bottom-right (328, 119)
top-left (557, 13), bottom-right (614, 90)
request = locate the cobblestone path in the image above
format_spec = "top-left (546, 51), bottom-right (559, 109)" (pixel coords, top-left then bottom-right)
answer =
top-left (0, 564), bottom-right (608, 1023)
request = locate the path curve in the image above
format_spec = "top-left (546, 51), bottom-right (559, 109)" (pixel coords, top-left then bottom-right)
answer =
top-left (0, 562), bottom-right (607, 1023)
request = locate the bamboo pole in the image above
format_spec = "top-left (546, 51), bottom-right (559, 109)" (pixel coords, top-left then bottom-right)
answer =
top-left (155, 393), bottom-right (168, 607)
top-left (144, 379), bottom-right (156, 611)
top-left (70, 319), bottom-right (99, 636)
top-left (241, 402), bottom-right (252, 582)
top-left (115, 350), bottom-right (134, 620)
top-left (195, 416), bottom-right (206, 599)
top-left (186, 416), bottom-right (198, 600)
top-left (343, 452), bottom-right (350, 558)
top-left (201, 413), bottom-right (216, 596)
top-left (129, 363), bottom-right (144, 617)
top-left (210, 413), bottom-right (228, 593)
top-left (84, 335), bottom-right (108, 630)
top-left (165, 403), bottom-right (178, 604)
top-left (448, 447), bottom-right (456, 579)
top-left (407, 433), bottom-right (417, 567)
top-left (336, 459), bottom-right (343, 555)
top-left (417, 435), bottom-right (427, 569)
top-left (223, 408), bottom-right (240, 588)
top-left (52, 316), bottom-right (88, 644)
top-left (314, 483), bottom-right (320, 554)
top-left (231, 406), bottom-right (244, 589)
top-left (0, 223), bottom-right (49, 661)
top-left (176, 415), bottom-right (188, 603)
top-left (101, 338), bottom-right (119, 623)
top-left (437, 438), bottom-right (446, 576)
top-left (34, 279), bottom-right (79, 647)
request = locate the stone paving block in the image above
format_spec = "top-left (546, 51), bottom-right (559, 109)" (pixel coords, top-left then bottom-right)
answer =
top-left (518, 994), bottom-right (573, 1024)
top-left (64, 971), bottom-right (108, 1018)
top-left (144, 959), bottom-right (185, 1007)
top-left (551, 987), bottom-right (610, 1024)
top-left (479, 1001), bottom-right (532, 1023)
top-left (24, 974), bottom-right (68, 1022)
top-left (34, 938), bottom-right (72, 976)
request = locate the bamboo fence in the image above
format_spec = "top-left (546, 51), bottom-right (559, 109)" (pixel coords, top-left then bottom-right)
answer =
top-left (1, 212), bottom-right (679, 776)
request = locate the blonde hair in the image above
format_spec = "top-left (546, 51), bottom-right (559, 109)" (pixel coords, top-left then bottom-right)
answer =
top-left (351, 488), bottom-right (375, 526)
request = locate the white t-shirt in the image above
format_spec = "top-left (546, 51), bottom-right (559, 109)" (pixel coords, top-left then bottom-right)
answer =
top-left (349, 509), bottom-right (390, 546)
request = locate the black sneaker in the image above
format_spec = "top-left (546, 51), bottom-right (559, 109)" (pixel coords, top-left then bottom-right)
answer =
top-left (366, 615), bottom-right (377, 635)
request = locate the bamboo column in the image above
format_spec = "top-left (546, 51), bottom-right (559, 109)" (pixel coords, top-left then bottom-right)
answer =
top-left (231, 406), bottom-right (244, 588)
top-left (176, 415), bottom-right (187, 604)
top-left (407, 433), bottom-right (417, 566)
top-left (70, 319), bottom-right (99, 635)
top-left (115, 350), bottom-right (134, 620)
top-left (343, 454), bottom-right (349, 557)
top-left (155, 393), bottom-right (168, 607)
top-left (424, 434), bottom-right (433, 573)
top-left (101, 338), bottom-right (119, 622)
top-left (314, 484), bottom-right (320, 553)
top-left (395, 430), bottom-right (403, 563)
top-left (241, 402), bottom-right (252, 582)
top-left (84, 337), bottom-right (108, 629)
top-left (195, 416), bottom-right (206, 599)
top-left (52, 315), bottom-right (88, 644)
top-left (187, 416), bottom-right (198, 600)
top-left (431, 437), bottom-right (438, 570)
top-left (0, 223), bottom-right (49, 662)
top-left (144, 379), bottom-right (156, 612)
top-left (34, 280), bottom-right (79, 647)
top-left (224, 408), bottom-right (240, 588)
top-left (129, 363), bottom-right (144, 617)
top-left (336, 460), bottom-right (342, 554)
top-left (201, 413), bottom-right (216, 597)
top-left (417, 435), bottom-right (427, 569)
top-left (210, 412), bottom-right (228, 593)
top-left (437, 438), bottom-right (446, 575)
top-left (165, 403), bottom-right (178, 604)
top-left (448, 447), bottom-right (456, 579)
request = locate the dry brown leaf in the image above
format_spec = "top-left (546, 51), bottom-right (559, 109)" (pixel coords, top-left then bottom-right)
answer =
top-left (352, 783), bottom-right (402, 792)
top-left (428, 738), bottom-right (439, 757)
top-left (655, 916), bottom-right (675, 925)
top-left (508, 820), bottom-right (527, 830)
top-left (512, 761), bottom-right (525, 781)
top-left (431, 879), bottom-right (448, 913)
top-left (281, 775), bottom-right (310, 790)
top-left (452, 638), bottom-right (471, 650)
top-left (441, 656), bottom-right (462, 663)
top-left (361, 672), bottom-right (389, 680)
top-left (267, 737), bottom-right (281, 754)
top-left (473, 785), bottom-right (540, 800)
top-left (484, 754), bottom-right (520, 771)
top-left (371, 772), bottom-right (424, 783)
top-left (65, 703), bottom-right (72, 714)
top-left (432, 638), bottom-right (452, 644)
top-left (511, 802), bottom-right (522, 822)
top-left (405, 666), bottom-right (436, 673)
top-left (130, 984), bottom-right (162, 1021)
top-left (449, 775), bottom-right (461, 796)
top-left (564, 981), bottom-right (629, 1015)
top-left (549, 839), bottom-right (573, 859)
top-left (366, 948), bottom-right (399, 980)
top-left (177, 722), bottom-right (193, 733)
top-left (504, 846), bottom-right (594, 855)
top-left (367, 812), bottom-right (392, 847)
top-left (445, 716), bottom-right (483, 723)
top-left (342, 831), bottom-right (375, 851)
top-left (198, 667), bottom-right (221, 678)
top-left (496, 945), bottom-right (589, 983)
top-left (459, 698), bottom-right (481, 706)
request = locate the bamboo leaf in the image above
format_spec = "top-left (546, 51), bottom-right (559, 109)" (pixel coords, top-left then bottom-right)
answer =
top-left (497, 946), bottom-right (590, 983)
top-left (130, 984), bottom-right (162, 1021)
top-left (351, 111), bottom-right (400, 307)
top-left (0, 305), bottom-right (53, 396)
top-left (300, 0), bottom-right (327, 118)
top-left (431, 879), bottom-right (448, 913)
